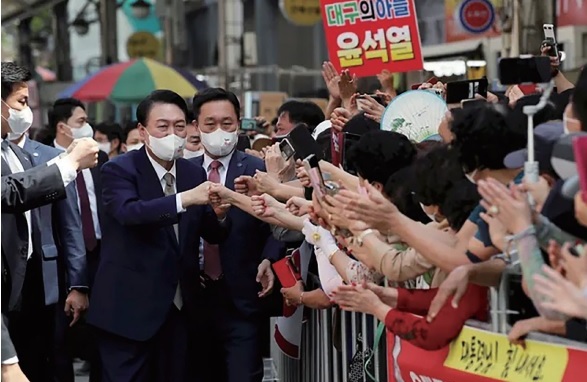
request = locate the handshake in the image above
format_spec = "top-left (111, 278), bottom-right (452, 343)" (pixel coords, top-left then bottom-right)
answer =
top-left (180, 182), bottom-right (234, 218)
top-left (63, 138), bottom-right (100, 171)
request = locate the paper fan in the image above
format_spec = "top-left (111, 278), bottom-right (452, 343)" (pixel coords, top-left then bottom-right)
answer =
top-left (380, 90), bottom-right (448, 142)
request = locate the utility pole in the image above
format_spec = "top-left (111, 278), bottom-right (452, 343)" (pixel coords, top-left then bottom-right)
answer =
top-left (53, 1), bottom-right (73, 81)
top-left (100, 0), bottom-right (119, 65)
top-left (218, 0), bottom-right (228, 89)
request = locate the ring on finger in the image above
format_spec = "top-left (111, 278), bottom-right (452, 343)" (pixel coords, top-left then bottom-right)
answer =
top-left (489, 205), bottom-right (500, 215)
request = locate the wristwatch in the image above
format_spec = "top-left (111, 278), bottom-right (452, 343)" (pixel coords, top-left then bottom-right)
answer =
top-left (355, 229), bottom-right (377, 247)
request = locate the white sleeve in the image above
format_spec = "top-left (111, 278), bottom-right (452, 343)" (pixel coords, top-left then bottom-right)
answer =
top-left (2, 356), bottom-right (18, 365)
top-left (54, 158), bottom-right (78, 188)
top-left (175, 194), bottom-right (186, 213)
top-left (314, 247), bottom-right (344, 297)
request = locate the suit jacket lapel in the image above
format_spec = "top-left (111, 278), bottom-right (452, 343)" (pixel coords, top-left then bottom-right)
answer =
top-left (1, 157), bottom-right (11, 176)
top-left (135, 148), bottom-right (179, 251)
top-left (225, 151), bottom-right (247, 191)
top-left (8, 142), bottom-right (32, 170)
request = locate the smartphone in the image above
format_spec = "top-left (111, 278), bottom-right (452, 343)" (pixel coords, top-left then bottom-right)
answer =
top-left (573, 135), bottom-right (587, 202)
top-left (357, 94), bottom-right (385, 105)
top-left (498, 56), bottom-right (552, 85)
top-left (410, 76), bottom-right (439, 90)
top-left (304, 154), bottom-right (326, 198)
top-left (279, 138), bottom-right (295, 161)
top-left (342, 132), bottom-right (361, 175)
top-left (240, 118), bottom-right (257, 131)
top-left (289, 123), bottom-right (322, 160)
top-left (461, 98), bottom-right (486, 109)
top-left (446, 78), bottom-right (488, 104)
top-left (543, 24), bottom-right (559, 59)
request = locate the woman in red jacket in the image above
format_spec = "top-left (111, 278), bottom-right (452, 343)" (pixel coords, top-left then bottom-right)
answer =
top-left (331, 282), bottom-right (488, 351)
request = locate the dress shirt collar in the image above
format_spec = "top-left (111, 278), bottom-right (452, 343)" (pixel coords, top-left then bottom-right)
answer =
top-left (202, 150), bottom-right (234, 172)
top-left (54, 139), bottom-right (66, 152)
top-left (145, 149), bottom-right (177, 181)
top-left (16, 135), bottom-right (27, 149)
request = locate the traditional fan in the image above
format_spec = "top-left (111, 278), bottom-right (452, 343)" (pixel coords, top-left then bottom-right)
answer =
top-left (380, 90), bottom-right (448, 142)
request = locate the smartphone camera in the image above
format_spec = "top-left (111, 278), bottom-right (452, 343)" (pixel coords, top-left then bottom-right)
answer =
top-left (240, 118), bottom-right (257, 132)
top-left (279, 139), bottom-right (295, 161)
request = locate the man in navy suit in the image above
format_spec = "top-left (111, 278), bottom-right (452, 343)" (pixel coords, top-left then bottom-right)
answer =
top-left (87, 90), bottom-right (231, 382)
top-left (189, 88), bottom-right (282, 382)
top-left (10, 128), bottom-right (89, 382)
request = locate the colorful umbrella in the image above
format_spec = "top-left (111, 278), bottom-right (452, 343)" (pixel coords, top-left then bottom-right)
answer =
top-left (59, 58), bottom-right (197, 102)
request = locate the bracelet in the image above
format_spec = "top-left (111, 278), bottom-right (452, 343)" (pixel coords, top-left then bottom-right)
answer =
top-left (299, 292), bottom-right (305, 305)
top-left (356, 229), bottom-right (377, 247)
top-left (327, 248), bottom-right (338, 263)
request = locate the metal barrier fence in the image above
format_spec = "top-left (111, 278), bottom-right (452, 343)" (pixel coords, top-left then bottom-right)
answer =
top-left (268, 262), bottom-right (587, 382)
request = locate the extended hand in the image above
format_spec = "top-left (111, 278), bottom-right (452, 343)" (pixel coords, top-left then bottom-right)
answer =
top-left (66, 138), bottom-right (99, 171)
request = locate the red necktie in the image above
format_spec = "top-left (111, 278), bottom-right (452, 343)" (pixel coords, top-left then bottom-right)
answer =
top-left (76, 172), bottom-right (97, 251)
top-left (204, 160), bottom-right (222, 279)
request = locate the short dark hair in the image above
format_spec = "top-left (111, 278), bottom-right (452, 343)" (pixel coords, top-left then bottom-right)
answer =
top-left (123, 120), bottom-right (139, 143)
top-left (450, 103), bottom-right (526, 173)
top-left (192, 88), bottom-right (240, 121)
top-left (48, 98), bottom-right (86, 134)
top-left (411, 145), bottom-right (465, 206)
top-left (348, 131), bottom-right (416, 185)
top-left (95, 122), bottom-right (123, 142)
top-left (441, 179), bottom-right (481, 231)
top-left (278, 100), bottom-right (325, 133)
top-left (342, 112), bottom-right (380, 135)
top-left (136, 90), bottom-right (188, 126)
top-left (1, 62), bottom-right (32, 100)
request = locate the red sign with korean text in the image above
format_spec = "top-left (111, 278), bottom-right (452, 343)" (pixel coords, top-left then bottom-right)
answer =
top-left (320, 0), bottom-right (423, 77)
top-left (387, 327), bottom-right (587, 382)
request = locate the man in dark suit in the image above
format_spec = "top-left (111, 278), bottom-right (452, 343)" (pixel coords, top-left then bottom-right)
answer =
top-left (10, 129), bottom-right (89, 382)
top-left (189, 88), bottom-right (281, 382)
top-left (86, 90), bottom-right (231, 382)
top-left (49, 98), bottom-right (108, 286)
top-left (48, 97), bottom-right (108, 380)
top-left (1, 62), bottom-right (99, 381)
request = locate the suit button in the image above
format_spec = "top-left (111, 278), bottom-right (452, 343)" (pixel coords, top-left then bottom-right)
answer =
top-left (20, 247), bottom-right (27, 258)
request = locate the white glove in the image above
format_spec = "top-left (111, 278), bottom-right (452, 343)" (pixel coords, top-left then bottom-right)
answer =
top-left (302, 219), bottom-right (339, 255)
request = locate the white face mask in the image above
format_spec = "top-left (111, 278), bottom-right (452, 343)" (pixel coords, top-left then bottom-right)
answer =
top-left (2, 102), bottom-right (33, 136)
top-left (420, 203), bottom-right (437, 222)
top-left (563, 114), bottom-right (579, 135)
top-left (126, 143), bottom-right (143, 152)
top-left (98, 142), bottom-right (111, 154)
top-left (465, 169), bottom-right (478, 184)
top-left (147, 132), bottom-right (185, 161)
top-left (66, 122), bottom-right (94, 139)
top-left (183, 148), bottom-right (205, 159)
top-left (7, 131), bottom-right (26, 141)
top-left (200, 129), bottom-right (238, 157)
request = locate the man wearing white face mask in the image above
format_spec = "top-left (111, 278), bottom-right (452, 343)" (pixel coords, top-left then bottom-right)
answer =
top-left (49, 97), bottom-right (108, 381)
top-left (189, 88), bottom-right (283, 382)
top-left (86, 90), bottom-right (231, 382)
top-left (5, 66), bottom-right (91, 382)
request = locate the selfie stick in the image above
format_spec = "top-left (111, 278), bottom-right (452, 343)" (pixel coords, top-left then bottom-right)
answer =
top-left (522, 80), bottom-right (555, 185)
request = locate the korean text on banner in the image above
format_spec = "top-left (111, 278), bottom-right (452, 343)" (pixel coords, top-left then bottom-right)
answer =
top-left (444, 326), bottom-right (568, 382)
top-left (320, 0), bottom-right (424, 77)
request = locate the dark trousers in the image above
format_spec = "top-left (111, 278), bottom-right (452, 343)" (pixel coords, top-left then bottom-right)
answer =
top-left (7, 252), bottom-right (53, 382)
top-left (192, 279), bottom-right (264, 382)
top-left (96, 306), bottom-right (188, 382)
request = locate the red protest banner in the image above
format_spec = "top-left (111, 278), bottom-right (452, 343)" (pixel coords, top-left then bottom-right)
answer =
top-left (387, 326), bottom-right (587, 382)
top-left (320, 0), bottom-right (424, 77)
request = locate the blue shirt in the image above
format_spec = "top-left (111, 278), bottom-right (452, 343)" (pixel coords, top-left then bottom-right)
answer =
top-left (466, 171), bottom-right (524, 263)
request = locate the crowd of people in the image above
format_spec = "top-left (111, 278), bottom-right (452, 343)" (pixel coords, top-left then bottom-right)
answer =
top-left (1, 38), bottom-right (586, 382)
